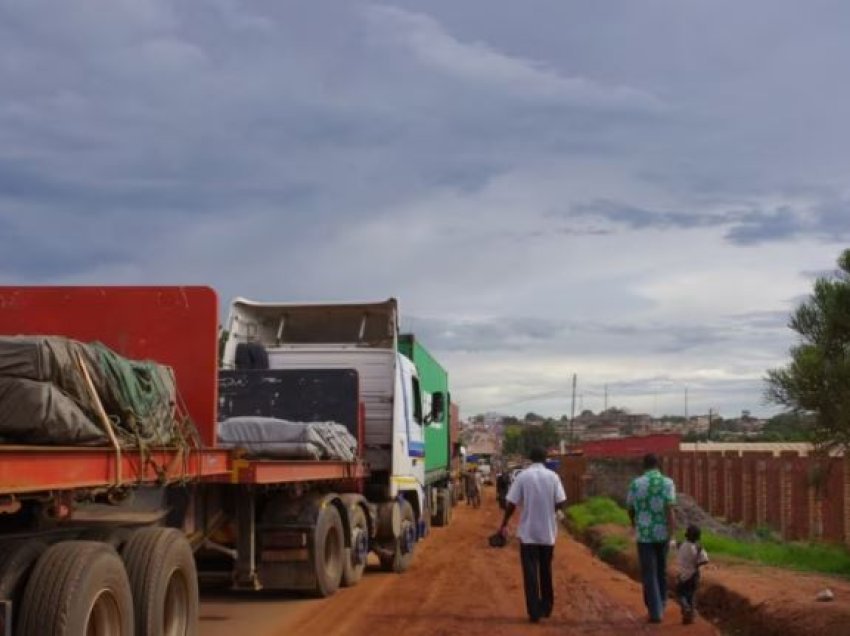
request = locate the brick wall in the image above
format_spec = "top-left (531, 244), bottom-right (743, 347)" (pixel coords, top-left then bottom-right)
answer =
top-left (586, 457), bottom-right (644, 505)
top-left (661, 450), bottom-right (850, 546)
top-left (557, 455), bottom-right (588, 506)
top-left (557, 455), bottom-right (643, 506)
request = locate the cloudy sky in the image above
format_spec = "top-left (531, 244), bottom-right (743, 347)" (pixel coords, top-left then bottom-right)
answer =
top-left (2, 1), bottom-right (849, 419)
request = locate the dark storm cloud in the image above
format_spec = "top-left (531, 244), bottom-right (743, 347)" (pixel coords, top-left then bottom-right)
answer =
top-left (725, 199), bottom-right (850, 246)
top-left (403, 316), bottom-right (571, 353)
top-left (569, 199), bottom-right (733, 231)
top-left (0, 0), bottom-right (671, 285)
top-left (1, 0), bottom-right (847, 416)
top-left (725, 207), bottom-right (804, 245)
top-left (563, 197), bottom-right (850, 247)
top-left (405, 311), bottom-right (787, 357)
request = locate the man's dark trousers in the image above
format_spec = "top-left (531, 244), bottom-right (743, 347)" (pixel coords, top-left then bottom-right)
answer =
top-left (520, 543), bottom-right (554, 620)
top-left (637, 541), bottom-right (668, 620)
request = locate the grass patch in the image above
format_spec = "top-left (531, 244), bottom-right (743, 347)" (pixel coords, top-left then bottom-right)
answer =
top-left (598, 534), bottom-right (630, 564)
top-left (567, 497), bottom-right (631, 532)
top-left (568, 497), bottom-right (850, 578)
top-left (696, 531), bottom-right (850, 578)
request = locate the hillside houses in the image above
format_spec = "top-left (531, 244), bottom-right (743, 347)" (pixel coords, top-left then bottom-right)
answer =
top-left (465, 409), bottom-right (767, 443)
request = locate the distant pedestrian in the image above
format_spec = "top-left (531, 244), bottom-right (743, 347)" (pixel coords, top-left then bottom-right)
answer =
top-left (496, 471), bottom-right (510, 510)
top-left (676, 524), bottom-right (709, 625)
top-left (465, 468), bottom-right (481, 508)
top-left (499, 447), bottom-right (567, 623)
top-left (626, 453), bottom-right (677, 624)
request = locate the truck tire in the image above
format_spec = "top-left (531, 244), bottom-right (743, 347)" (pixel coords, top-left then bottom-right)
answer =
top-left (311, 505), bottom-right (344, 597)
top-left (121, 527), bottom-right (199, 636)
top-left (16, 541), bottom-right (133, 636)
top-left (378, 499), bottom-right (416, 574)
top-left (432, 490), bottom-right (450, 527)
top-left (420, 499), bottom-right (430, 539)
top-left (431, 492), bottom-right (443, 527)
top-left (341, 506), bottom-right (368, 588)
top-left (0, 539), bottom-right (46, 630)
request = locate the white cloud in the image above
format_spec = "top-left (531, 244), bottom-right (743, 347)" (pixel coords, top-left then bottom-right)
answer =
top-left (365, 5), bottom-right (665, 112)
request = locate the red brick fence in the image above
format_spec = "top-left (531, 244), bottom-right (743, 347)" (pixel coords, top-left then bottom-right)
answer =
top-left (661, 451), bottom-right (850, 546)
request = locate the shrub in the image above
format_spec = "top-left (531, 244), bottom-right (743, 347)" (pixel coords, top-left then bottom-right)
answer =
top-left (598, 534), bottom-right (629, 563)
top-left (567, 497), bottom-right (631, 532)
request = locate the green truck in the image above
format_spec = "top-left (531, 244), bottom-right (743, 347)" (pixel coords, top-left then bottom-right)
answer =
top-left (398, 334), bottom-right (455, 527)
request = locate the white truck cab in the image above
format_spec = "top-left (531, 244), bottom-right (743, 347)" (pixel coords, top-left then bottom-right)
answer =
top-left (221, 298), bottom-right (435, 571)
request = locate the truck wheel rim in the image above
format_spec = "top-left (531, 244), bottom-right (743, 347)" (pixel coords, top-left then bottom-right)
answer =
top-left (163, 567), bottom-right (190, 636)
top-left (401, 523), bottom-right (415, 554)
top-left (85, 588), bottom-right (122, 636)
top-left (353, 530), bottom-right (368, 565)
top-left (325, 526), bottom-right (341, 573)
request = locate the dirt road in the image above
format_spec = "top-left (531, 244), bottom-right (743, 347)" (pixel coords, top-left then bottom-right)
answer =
top-left (200, 490), bottom-right (718, 635)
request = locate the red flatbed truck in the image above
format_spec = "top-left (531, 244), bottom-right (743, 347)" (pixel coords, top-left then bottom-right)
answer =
top-left (0, 287), bottom-right (376, 636)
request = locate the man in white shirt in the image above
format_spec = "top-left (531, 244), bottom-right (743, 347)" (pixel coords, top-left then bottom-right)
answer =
top-left (499, 447), bottom-right (567, 623)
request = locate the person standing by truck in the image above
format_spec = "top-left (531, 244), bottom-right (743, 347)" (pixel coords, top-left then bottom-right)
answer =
top-left (499, 447), bottom-right (567, 623)
top-left (464, 467), bottom-right (481, 507)
top-left (626, 453), bottom-right (677, 624)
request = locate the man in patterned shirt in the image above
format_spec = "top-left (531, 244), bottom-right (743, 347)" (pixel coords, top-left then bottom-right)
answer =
top-left (626, 453), bottom-right (677, 624)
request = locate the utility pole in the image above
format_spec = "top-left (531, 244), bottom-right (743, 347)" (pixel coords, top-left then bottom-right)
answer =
top-left (569, 373), bottom-right (577, 445)
top-left (707, 408), bottom-right (713, 442)
top-left (684, 386), bottom-right (689, 421)
top-left (604, 384), bottom-right (609, 412)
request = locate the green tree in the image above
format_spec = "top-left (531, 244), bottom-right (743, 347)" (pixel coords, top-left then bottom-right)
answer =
top-left (502, 425), bottom-right (524, 456)
top-left (766, 248), bottom-right (850, 451)
top-left (523, 421), bottom-right (559, 451)
top-left (756, 412), bottom-right (811, 442)
top-left (501, 421), bottom-right (560, 456)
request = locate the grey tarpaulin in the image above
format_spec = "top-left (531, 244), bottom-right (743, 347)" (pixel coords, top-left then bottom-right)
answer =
top-left (0, 377), bottom-right (105, 445)
top-left (0, 336), bottom-right (182, 447)
top-left (218, 417), bottom-right (358, 461)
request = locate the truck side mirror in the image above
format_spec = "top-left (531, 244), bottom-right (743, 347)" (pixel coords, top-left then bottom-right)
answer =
top-left (428, 392), bottom-right (445, 425)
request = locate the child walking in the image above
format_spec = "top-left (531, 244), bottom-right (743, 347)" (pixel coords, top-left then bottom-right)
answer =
top-left (676, 524), bottom-right (709, 624)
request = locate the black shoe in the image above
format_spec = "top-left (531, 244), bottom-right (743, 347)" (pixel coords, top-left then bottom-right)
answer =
top-left (648, 616), bottom-right (662, 624)
top-left (529, 616), bottom-right (541, 624)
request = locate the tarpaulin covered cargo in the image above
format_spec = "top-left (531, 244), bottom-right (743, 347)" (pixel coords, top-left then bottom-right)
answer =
top-left (218, 416), bottom-right (358, 461)
top-left (0, 377), bottom-right (104, 444)
top-left (0, 336), bottom-right (184, 447)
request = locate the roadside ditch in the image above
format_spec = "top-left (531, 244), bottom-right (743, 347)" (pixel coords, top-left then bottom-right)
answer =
top-left (565, 501), bottom-right (850, 636)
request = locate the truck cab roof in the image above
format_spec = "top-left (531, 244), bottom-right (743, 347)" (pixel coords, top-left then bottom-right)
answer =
top-left (226, 298), bottom-right (398, 352)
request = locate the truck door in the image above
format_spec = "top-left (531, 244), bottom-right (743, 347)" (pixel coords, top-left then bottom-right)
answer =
top-left (392, 354), bottom-right (426, 497)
